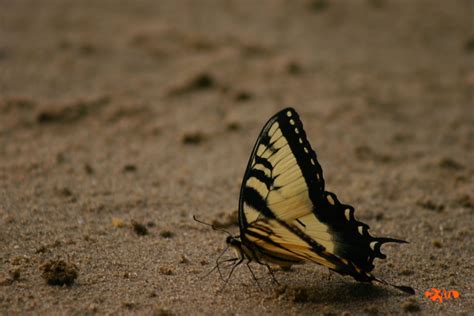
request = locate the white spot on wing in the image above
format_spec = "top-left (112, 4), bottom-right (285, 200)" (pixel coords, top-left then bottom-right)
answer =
top-left (358, 226), bottom-right (364, 235)
top-left (370, 241), bottom-right (377, 250)
top-left (294, 127), bottom-right (299, 134)
top-left (304, 147), bottom-right (309, 153)
top-left (345, 209), bottom-right (351, 221)
top-left (289, 119), bottom-right (295, 125)
top-left (298, 138), bottom-right (303, 144)
top-left (327, 195), bottom-right (335, 205)
top-left (286, 110), bottom-right (292, 117)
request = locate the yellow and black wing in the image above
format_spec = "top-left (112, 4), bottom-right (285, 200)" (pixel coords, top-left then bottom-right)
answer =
top-left (238, 107), bottom-right (407, 283)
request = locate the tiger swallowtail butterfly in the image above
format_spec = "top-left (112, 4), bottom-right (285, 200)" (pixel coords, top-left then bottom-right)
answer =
top-left (200, 107), bottom-right (414, 295)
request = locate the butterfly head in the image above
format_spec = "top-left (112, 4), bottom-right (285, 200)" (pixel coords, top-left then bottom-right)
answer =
top-left (225, 235), bottom-right (241, 247)
top-left (226, 235), bottom-right (247, 260)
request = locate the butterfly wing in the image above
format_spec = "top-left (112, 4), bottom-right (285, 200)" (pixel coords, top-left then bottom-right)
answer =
top-left (238, 107), bottom-right (405, 281)
top-left (239, 108), bottom-right (325, 228)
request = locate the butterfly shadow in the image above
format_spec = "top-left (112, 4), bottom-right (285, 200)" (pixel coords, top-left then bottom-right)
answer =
top-left (284, 280), bottom-right (398, 304)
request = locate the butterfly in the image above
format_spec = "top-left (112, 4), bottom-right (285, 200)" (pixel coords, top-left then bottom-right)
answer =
top-left (198, 107), bottom-right (414, 294)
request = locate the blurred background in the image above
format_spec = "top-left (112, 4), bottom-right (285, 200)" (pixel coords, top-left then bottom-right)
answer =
top-left (0, 0), bottom-right (472, 314)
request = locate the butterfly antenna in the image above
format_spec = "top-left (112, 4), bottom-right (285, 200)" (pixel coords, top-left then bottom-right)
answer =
top-left (374, 277), bottom-right (415, 295)
top-left (193, 215), bottom-right (233, 236)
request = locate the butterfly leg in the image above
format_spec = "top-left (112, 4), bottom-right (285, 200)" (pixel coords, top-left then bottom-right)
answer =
top-left (227, 258), bottom-right (244, 281)
top-left (201, 245), bottom-right (236, 282)
top-left (246, 261), bottom-right (263, 291)
top-left (216, 257), bottom-right (238, 281)
top-left (200, 258), bottom-right (235, 281)
top-left (218, 257), bottom-right (244, 292)
top-left (264, 263), bottom-right (280, 285)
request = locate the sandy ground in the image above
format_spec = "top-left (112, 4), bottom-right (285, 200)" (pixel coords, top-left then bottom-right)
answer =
top-left (0, 0), bottom-right (473, 315)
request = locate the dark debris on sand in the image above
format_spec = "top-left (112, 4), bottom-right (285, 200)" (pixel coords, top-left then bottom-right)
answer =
top-left (39, 258), bottom-right (79, 286)
top-left (131, 220), bottom-right (149, 236)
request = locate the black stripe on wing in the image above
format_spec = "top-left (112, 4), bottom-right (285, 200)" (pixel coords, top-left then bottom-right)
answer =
top-left (275, 108), bottom-right (325, 201)
top-left (238, 107), bottom-right (325, 230)
top-left (242, 187), bottom-right (276, 219)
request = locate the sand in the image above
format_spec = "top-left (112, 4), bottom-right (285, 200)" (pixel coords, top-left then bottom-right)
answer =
top-left (0, 0), bottom-right (473, 315)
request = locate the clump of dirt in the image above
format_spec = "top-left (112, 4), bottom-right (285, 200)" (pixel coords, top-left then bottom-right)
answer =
top-left (84, 163), bottom-right (95, 175)
top-left (160, 230), bottom-right (174, 238)
top-left (122, 164), bottom-right (137, 173)
top-left (39, 258), bottom-right (79, 286)
top-left (167, 72), bottom-right (215, 96)
top-left (36, 95), bottom-right (109, 124)
top-left (233, 91), bottom-right (254, 102)
top-left (181, 131), bottom-right (207, 145)
top-left (131, 220), bottom-right (149, 236)
top-left (438, 158), bottom-right (464, 170)
top-left (354, 145), bottom-right (392, 162)
top-left (416, 199), bottom-right (445, 212)
top-left (159, 267), bottom-right (174, 275)
top-left (226, 121), bottom-right (241, 131)
top-left (0, 268), bottom-right (21, 286)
